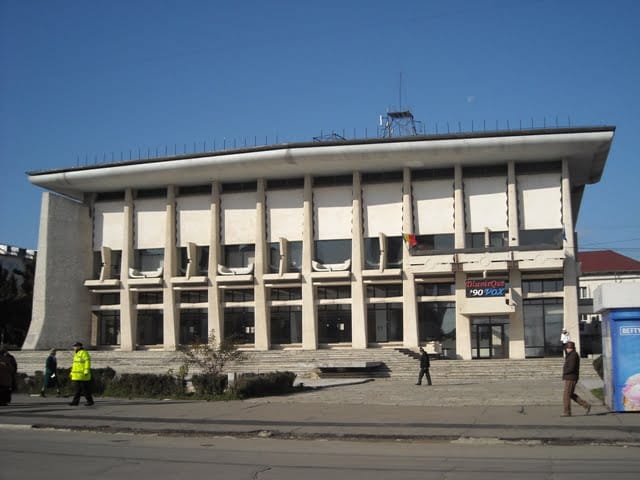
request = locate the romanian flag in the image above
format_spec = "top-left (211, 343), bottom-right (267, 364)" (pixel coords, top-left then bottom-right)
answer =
top-left (403, 233), bottom-right (418, 248)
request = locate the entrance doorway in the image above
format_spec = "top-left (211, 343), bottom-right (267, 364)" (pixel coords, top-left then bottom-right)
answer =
top-left (471, 316), bottom-right (509, 359)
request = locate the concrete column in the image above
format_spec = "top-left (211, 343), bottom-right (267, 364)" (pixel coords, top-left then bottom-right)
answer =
top-left (454, 270), bottom-right (472, 359)
top-left (402, 167), bottom-right (419, 347)
top-left (22, 192), bottom-right (92, 349)
top-left (301, 174), bottom-right (318, 349)
top-left (163, 186), bottom-right (178, 350)
top-left (120, 188), bottom-right (136, 351)
top-left (507, 161), bottom-right (519, 247)
top-left (208, 182), bottom-right (222, 345)
top-left (454, 164), bottom-right (465, 249)
top-left (561, 159), bottom-right (581, 352)
top-left (508, 267), bottom-right (526, 359)
top-left (253, 179), bottom-right (269, 350)
top-left (351, 172), bottom-right (367, 348)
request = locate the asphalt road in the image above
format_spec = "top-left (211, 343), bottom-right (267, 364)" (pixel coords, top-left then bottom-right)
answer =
top-left (1, 427), bottom-right (639, 480)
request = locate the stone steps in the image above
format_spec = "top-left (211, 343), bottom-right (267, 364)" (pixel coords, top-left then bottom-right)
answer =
top-left (11, 348), bottom-right (600, 382)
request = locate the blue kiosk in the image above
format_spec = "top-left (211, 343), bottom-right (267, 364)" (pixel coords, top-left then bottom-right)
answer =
top-left (594, 283), bottom-right (640, 412)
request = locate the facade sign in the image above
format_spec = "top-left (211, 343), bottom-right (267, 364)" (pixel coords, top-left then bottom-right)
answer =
top-left (465, 279), bottom-right (507, 298)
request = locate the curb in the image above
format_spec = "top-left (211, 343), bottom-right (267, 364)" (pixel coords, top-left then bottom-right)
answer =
top-left (20, 423), bottom-right (640, 447)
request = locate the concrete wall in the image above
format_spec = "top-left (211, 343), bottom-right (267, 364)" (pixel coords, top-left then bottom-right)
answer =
top-left (22, 192), bottom-right (92, 349)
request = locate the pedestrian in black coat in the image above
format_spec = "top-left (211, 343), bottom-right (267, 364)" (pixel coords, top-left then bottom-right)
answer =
top-left (562, 341), bottom-right (591, 416)
top-left (416, 347), bottom-right (432, 385)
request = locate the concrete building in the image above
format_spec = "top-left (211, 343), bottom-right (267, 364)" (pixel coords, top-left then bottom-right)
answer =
top-left (23, 126), bottom-right (615, 359)
top-left (578, 250), bottom-right (640, 356)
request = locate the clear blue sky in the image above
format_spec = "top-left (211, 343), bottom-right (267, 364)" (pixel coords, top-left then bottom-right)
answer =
top-left (1, 0), bottom-right (639, 259)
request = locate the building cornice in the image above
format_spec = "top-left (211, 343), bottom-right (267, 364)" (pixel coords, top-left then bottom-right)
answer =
top-left (28, 127), bottom-right (615, 200)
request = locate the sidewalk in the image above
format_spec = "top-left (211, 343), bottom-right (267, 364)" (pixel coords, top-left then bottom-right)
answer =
top-left (1, 378), bottom-right (639, 446)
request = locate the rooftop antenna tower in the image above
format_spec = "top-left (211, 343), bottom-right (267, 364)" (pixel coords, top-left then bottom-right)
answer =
top-left (379, 73), bottom-right (423, 137)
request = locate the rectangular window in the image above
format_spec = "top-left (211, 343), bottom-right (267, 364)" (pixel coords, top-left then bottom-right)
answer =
top-left (518, 228), bottom-right (563, 248)
top-left (411, 234), bottom-right (455, 254)
top-left (523, 298), bottom-right (563, 357)
top-left (179, 309), bottom-right (208, 344)
top-left (317, 286), bottom-right (351, 300)
top-left (178, 245), bottom-right (209, 276)
top-left (314, 239), bottom-right (351, 265)
top-left (134, 248), bottom-right (164, 271)
top-left (178, 185), bottom-right (212, 196)
top-left (97, 311), bottom-right (120, 346)
top-left (367, 303), bottom-right (403, 342)
top-left (366, 284), bottom-right (402, 298)
top-left (137, 310), bottom-right (163, 345)
top-left (223, 307), bottom-right (254, 344)
top-left (224, 289), bottom-right (254, 302)
top-left (417, 302), bottom-right (456, 357)
top-left (364, 236), bottom-right (403, 269)
top-left (223, 244), bottom-right (255, 268)
top-left (270, 287), bottom-right (302, 301)
top-left (318, 304), bottom-right (352, 343)
top-left (522, 278), bottom-right (563, 295)
top-left (416, 283), bottom-right (454, 296)
top-left (180, 290), bottom-right (208, 303)
top-left (267, 241), bottom-right (302, 273)
top-left (270, 306), bottom-right (302, 344)
top-left (99, 293), bottom-right (120, 305)
top-left (138, 291), bottom-right (163, 304)
top-left (135, 188), bottom-right (167, 199)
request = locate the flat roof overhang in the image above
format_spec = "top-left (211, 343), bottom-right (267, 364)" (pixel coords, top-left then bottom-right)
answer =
top-left (28, 127), bottom-right (615, 200)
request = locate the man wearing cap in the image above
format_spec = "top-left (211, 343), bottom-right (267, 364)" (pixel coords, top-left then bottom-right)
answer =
top-left (562, 341), bottom-right (591, 416)
top-left (69, 342), bottom-right (94, 406)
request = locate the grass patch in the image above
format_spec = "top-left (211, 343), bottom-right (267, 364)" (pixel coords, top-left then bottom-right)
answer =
top-left (591, 387), bottom-right (604, 402)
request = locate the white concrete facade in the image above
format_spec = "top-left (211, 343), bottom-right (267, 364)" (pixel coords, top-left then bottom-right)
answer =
top-left (24, 128), bottom-right (615, 359)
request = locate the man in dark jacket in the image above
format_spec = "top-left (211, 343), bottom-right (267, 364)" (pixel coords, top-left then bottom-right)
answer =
top-left (562, 341), bottom-right (591, 416)
top-left (416, 347), bottom-right (432, 385)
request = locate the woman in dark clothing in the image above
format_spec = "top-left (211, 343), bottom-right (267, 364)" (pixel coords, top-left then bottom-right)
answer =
top-left (0, 345), bottom-right (18, 405)
top-left (40, 349), bottom-right (61, 397)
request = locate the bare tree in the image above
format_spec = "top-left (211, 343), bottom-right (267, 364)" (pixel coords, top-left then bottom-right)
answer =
top-left (179, 330), bottom-right (245, 385)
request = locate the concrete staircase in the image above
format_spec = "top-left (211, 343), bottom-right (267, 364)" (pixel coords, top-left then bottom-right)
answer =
top-left (11, 348), bottom-right (600, 383)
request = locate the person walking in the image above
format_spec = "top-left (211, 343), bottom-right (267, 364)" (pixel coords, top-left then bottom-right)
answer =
top-left (560, 329), bottom-right (571, 356)
top-left (562, 341), bottom-right (591, 416)
top-left (40, 349), bottom-right (61, 397)
top-left (415, 347), bottom-right (432, 386)
top-left (69, 342), bottom-right (94, 406)
top-left (0, 345), bottom-right (18, 405)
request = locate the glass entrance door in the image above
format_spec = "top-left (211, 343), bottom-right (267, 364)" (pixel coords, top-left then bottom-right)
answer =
top-left (471, 317), bottom-right (509, 359)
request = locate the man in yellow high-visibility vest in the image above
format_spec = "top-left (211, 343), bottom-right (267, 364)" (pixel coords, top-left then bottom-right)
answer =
top-left (69, 342), bottom-right (94, 406)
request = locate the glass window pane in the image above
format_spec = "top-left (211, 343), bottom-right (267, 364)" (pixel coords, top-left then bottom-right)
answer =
top-left (137, 310), bottom-right (163, 345)
top-left (364, 238), bottom-right (381, 270)
top-left (418, 302), bottom-right (456, 357)
top-left (98, 311), bottom-right (120, 345)
top-left (223, 307), bottom-right (254, 344)
top-left (387, 236), bottom-right (403, 267)
top-left (179, 309), bottom-right (207, 344)
top-left (270, 306), bottom-right (302, 344)
top-left (318, 305), bottom-right (352, 343)
top-left (314, 239), bottom-right (351, 264)
top-left (287, 241), bottom-right (303, 272)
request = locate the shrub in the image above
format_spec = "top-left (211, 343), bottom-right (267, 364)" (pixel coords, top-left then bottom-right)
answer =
top-left (233, 371), bottom-right (296, 399)
top-left (179, 330), bottom-right (245, 383)
top-left (19, 367), bottom-right (116, 395)
top-left (191, 373), bottom-right (228, 396)
top-left (105, 373), bottom-right (184, 398)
